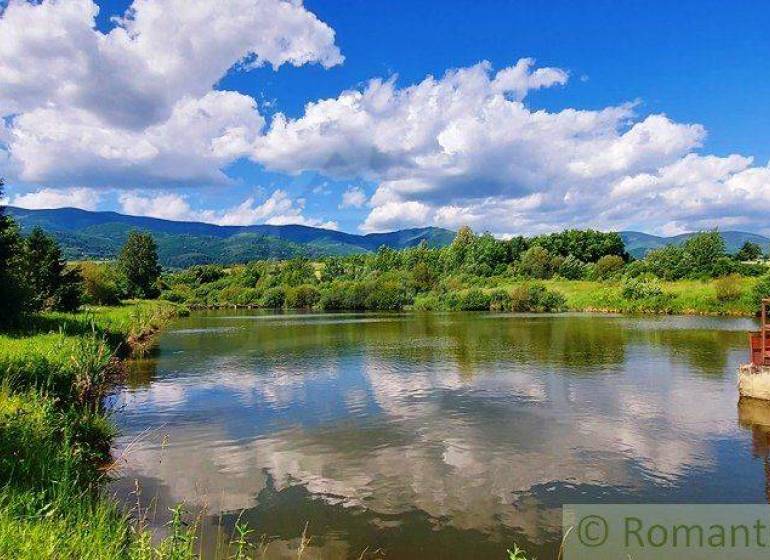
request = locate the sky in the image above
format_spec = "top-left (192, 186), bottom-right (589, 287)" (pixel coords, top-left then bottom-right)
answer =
top-left (0, 0), bottom-right (769, 236)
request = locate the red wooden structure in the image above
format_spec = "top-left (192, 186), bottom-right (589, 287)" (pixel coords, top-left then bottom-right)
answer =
top-left (750, 299), bottom-right (770, 366)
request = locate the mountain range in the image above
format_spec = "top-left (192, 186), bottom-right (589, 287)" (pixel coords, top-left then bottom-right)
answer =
top-left (6, 207), bottom-right (768, 266)
top-left (6, 207), bottom-right (455, 267)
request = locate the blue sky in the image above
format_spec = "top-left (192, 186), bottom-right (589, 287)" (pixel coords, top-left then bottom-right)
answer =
top-left (1, 0), bottom-right (769, 235)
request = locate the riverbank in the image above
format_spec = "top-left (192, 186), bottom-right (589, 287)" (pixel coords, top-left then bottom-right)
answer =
top-left (0, 300), bottom-right (192, 559)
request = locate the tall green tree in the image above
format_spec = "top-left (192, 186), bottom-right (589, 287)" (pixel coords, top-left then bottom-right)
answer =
top-left (0, 179), bottom-right (25, 325)
top-left (21, 227), bottom-right (82, 312)
top-left (681, 231), bottom-right (726, 276)
top-left (736, 241), bottom-right (763, 262)
top-left (118, 231), bottom-right (162, 298)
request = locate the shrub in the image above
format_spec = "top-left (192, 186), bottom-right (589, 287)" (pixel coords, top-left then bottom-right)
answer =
top-left (457, 288), bottom-right (491, 311)
top-left (623, 260), bottom-right (648, 278)
top-left (364, 279), bottom-right (408, 310)
top-left (413, 293), bottom-right (441, 311)
top-left (644, 245), bottom-right (689, 280)
top-left (489, 289), bottom-right (512, 311)
top-left (261, 286), bottom-right (286, 308)
top-left (621, 275), bottom-right (664, 300)
top-left (509, 284), bottom-right (565, 312)
top-left (752, 274), bottom-right (770, 309)
top-left (286, 284), bottom-right (321, 309)
top-left (557, 255), bottom-right (586, 280)
top-left (80, 262), bottom-right (124, 306)
top-left (682, 231), bottom-right (726, 276)
top-left (714, 274), bottom-right (743, 302)
top-left (711, 256), bottom-right (739, 278)
top-left (593, 255), bottom-right (625, 280)
top-left (518, 246), bottom-right (553, 279)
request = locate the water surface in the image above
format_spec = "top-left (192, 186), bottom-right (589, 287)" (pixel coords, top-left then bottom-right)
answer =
top-left (111, 311), bottom-right (770, 559)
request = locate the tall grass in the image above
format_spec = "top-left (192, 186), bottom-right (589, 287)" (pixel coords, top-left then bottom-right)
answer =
top-left (0, 301), bottom-right (205, 560)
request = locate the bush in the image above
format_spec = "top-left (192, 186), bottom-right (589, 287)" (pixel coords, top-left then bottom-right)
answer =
top-left (621, 275), bottom-right (664, 300)
top-left (644, 245), bottom-right (689, 280)
top-left (80, 263), bottom-right (124, 306)
top-left (593, 255), bottom-right (625, 280)
top-left (489, 289), bottom-right (511, 311)
top-left (681, 231), bottom-right (726, 276)
top-left (557, 255), bottom-right (586, 280)
top-left (261, 286), bottom-right (286, 308)
top-left (412, 293), bottom-right (441, 311)
top-left (752, 274), bottom-right (770, 310)
top-left (509, 284), bottom-right (565, 312)
top-left (714, 274), bottom-right (743, 302)
top-left (285, 284), bottom-right (320, 309)
top-left (457, 288), bottom-right (491, 311)
top-left (518, 246), bottom-right (553, 279)
top-left (364, 279), bottom-right (409, 310)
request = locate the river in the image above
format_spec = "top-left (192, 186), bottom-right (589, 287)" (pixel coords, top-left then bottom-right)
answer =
top-left (110, 310), bottom-right (770, 559)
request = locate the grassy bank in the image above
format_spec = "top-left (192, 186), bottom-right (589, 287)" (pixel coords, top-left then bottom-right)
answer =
top-left (0, 301), bottom-right (195, 560)
top-left (540, 277), bottom-right (759, 315)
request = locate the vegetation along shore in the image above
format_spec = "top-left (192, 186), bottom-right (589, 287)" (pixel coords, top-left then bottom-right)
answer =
top-left (155, 226), bottom-right (770, 317)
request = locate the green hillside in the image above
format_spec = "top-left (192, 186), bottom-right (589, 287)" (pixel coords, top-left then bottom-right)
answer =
top-left (7, 207), bottom-right (456, 267)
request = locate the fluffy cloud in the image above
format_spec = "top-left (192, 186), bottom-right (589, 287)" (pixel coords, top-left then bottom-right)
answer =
top-left (119, 189), bottom-right (338, 229)
top-left (0, 0), bottom-right (341, 186)
top-left (339, 186), bottom-right (367, 209)
top-left (10, 187), bottom-right (102, 210)
top-left (250, 59), bottom-right (770, 234)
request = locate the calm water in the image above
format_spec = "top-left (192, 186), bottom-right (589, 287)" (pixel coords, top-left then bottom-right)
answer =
top-left (111, 311), bottom-right (770, 559)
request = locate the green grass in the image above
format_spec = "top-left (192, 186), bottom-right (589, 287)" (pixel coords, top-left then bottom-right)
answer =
top-left (537, 277), bottom-right (759, 315)
top-left (0, 300), bottom-right (200, 560)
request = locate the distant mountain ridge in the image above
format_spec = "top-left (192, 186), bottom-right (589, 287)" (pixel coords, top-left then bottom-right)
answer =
top-left (6, 207), bottom-right (456, 267)
top-left (6, 207), bottom-right (767, 265)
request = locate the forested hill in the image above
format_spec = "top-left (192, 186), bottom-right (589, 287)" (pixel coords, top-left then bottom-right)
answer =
top-left (6, 207), bottom-right (456, 267)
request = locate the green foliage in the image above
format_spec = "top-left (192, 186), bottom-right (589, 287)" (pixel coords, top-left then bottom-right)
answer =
top-left (557, 254), bottom-right (586, 280)
top-left (736, 240), bottom-right (764, 262)
top-left (592, 254), bottom-right (625, 280)
top-left (518, 246), bottom-right (553, 279)
top-left (509, 283), bottom-right (566, 312)
top-left (682, 230), bottom-right (726, 276)
top-left (285, 284), bottom-right (321, 309)
top-left (644, 245), bottom-right (689, 280)
top-left (531, 229), bottom-right (627, 262)
top-left (260, 286), bottom-right (286, 308)
top-left (714, 274), bottom-right (743, 302)
top-left (0, 181), bottom-right (27, 325)
top-left (621, 275), bottom-right (664, 300)
top-left (456, 288), bottom-right (491, 311)
top-left (118, 231), bottom-right (162, 299)
top-left (752, 274), bottom-right (770, 308)
top-left (20, 227), bottom-right (83, 312)
top-left (80, 262), bottom-right (125, 306)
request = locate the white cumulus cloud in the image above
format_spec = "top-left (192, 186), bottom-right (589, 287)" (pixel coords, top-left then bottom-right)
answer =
top-left (339, 186), bottom-right (367, 209)
top-left (249, 59), bottom-right (770, 234)
top-left (10, 187), bottom-right (102, 210)
top-left (119, 189), bottom-right (337, 229)
top-left (0, 0), bottom-right (341, 187)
